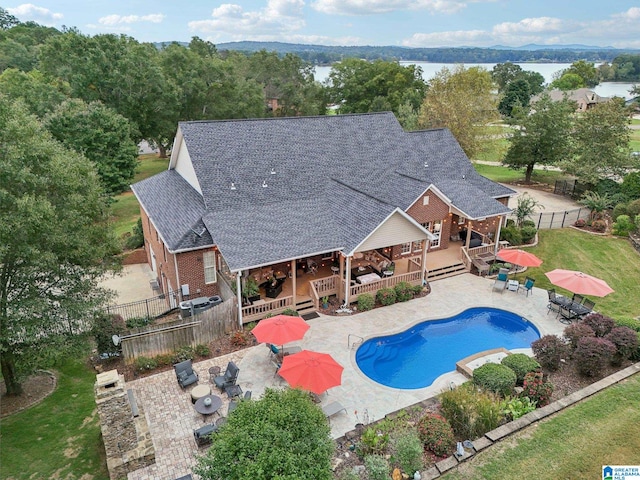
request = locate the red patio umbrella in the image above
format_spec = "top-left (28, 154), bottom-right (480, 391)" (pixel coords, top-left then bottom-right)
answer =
top-left (545, 269), bottom-right (614, 297)
top-left (496, 249), bottom-right (543, 268)
top-left (278, 350), bottom-right (344, 395)
top-left (251, 315), bottom-right (310, 345)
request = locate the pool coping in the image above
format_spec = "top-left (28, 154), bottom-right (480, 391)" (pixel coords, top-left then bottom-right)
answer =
top-left (455, 347), bottom-right (511, 379)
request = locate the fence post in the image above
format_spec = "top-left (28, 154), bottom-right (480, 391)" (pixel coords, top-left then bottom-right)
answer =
top-left (562, 211), bottom-right (567, 228)
top-left (146, 299), bottom-right (150, 321)
top-left (550, 212), bottom-right (555, 229)
top-left (537, 213), bottom-right (542, 230)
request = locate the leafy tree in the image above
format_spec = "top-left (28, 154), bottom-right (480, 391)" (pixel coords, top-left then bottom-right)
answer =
top-left (498, 78), bottom-right (531, 117)
top-left (578, 191), bottom-right (614, 221)
top-left (418, 65), bottom-right (498, 158)
top-left (514, 193), bottom-right (544, 227)
top-left (326, 58), bottom-right (426, 117)
top-left (44, 99), bottom-right (139, 195)
top-left (564, 60), bottom-right (599, 88)
top-left (195, 388), bottom-right (333, 480)
top-left (0, 21), bottom-right (61, 72)
top-left (0, 68), bottom-right (69, 117)
top-left (0, 96), bottom-right (120, 395)
top-left (0, 7), bottom-right (20, 29)
top-left (562, 98), bottom-right (636, 184)
top-left (503, 93), bottom-right (575, 183)
top-left (550, 73), bottom-right (585, 90)
top-left (492, 62), bottom-right (524, 92)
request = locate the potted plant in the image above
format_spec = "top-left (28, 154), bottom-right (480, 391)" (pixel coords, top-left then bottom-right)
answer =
top-left (243, 277), bottom-right (260, 303)
top-left (321, 296), bottom-right (329, 308)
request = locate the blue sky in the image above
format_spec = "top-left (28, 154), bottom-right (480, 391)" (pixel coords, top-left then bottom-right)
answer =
top-left (6, 1), bottom-right (640, 48)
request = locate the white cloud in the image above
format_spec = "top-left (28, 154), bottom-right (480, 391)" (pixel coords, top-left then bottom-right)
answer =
top-left (403, 8), bottom-right (640, 48)
top-left (7, 4), bottom-right (63, 24)
top-left (311, 0), bottom-right (492, 16)
top-left (98, 14), bottom-right (165, 26)
top-left (189, 0), bottom-right (305, 37)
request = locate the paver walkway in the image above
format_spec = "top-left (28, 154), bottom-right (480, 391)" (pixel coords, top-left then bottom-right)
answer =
top-left (127, 273), bottom-right (566, 479)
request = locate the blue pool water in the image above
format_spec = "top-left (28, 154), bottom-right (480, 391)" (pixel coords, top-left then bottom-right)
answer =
top-left (355, 307), bottom-right (540, 389)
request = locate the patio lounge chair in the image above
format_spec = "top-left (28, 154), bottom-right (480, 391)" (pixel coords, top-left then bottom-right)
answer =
top-left (174, 360), bottom-right (199, 389)
top-left (492, 268), bottom-right (508, 292)
top-left (322, 401), bottom-right (347, 421)
top-left (518, 276), bottom-right (535, 296)
top-left (213, 361), bottom-right (239, 392)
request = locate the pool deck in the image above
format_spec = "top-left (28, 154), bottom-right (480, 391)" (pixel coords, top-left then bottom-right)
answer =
top-left (128, 273), bottom-right (566, 480)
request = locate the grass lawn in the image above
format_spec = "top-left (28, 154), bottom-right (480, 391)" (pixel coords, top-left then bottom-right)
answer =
top-left (111, 154), bottom-right (169, 237)
top-left (513, 229), bottom-right (640, 319)
top-left (442, 374), bottom-right (640, 480)
top-left (0, 357), bottom-right (109, 480)
top-left (472, 163), bottom-right (564, 186)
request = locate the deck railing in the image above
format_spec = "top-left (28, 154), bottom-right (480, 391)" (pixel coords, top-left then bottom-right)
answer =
top-left (241, 296), bottom-right (293, 323)
top-left (347, 271), bottom-right (423, 303)
top-left (309, 275), bottom-right (340, 308)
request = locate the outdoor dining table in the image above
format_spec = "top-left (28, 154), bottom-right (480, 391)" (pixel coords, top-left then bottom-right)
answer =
top-left (569, 302), bottom-right (592, 318)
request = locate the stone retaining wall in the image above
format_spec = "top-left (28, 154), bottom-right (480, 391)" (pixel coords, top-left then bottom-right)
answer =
top-left (95, 370), bottom-right (155, 480)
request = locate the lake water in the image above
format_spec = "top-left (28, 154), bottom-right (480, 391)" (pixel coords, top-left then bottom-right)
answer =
top-left (313, 62), bottom-right (636, 100)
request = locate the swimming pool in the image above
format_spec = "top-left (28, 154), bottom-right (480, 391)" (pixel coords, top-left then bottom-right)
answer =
top-left (355, 307), bottom-right (540, 389)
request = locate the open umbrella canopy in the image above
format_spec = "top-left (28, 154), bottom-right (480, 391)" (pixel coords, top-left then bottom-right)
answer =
top-left (545, 269), bottom-right (614, 297)
top-left (278, 350), bottom-right (344, 395)
top-left (497, 249), bottom-right (543, 268)
top-left (251, 315), bottom-right (310, 345)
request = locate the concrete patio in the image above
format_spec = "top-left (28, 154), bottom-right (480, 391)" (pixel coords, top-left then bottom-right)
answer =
top-left (127, 273), bottom-right (566, 480)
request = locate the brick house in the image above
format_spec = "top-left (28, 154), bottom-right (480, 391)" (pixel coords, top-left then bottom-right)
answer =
top-left (132, 112), bottom-right (515, 323)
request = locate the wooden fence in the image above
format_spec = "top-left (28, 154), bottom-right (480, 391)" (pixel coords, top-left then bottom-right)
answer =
top-left (120, 298), bottom-right (237, 363)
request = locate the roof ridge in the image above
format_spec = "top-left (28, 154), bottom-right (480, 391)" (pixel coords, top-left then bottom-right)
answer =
top-left (179, 111), bottom-right (395, 126)
top-left (330, 177), bottom-right (394, 206)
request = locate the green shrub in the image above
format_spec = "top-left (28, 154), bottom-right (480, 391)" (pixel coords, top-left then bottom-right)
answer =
top-left (612, 203), bottom-right (629, 220)
top-left (531, 335), bottom-right (567, 371)
top-left (627, 198), bottom-right (640, 217)
top-left (358, 426), bottom-right (389, 456)
top-left (364, 454), bottom-right (390, 480)
top-left (124, 218), bottom-right (144, 250)
top-left (473, 389), bottom-right (506, 435)
top-left (155, 353), bottom-right (174, 366)
top-left (500, 225), bottom-right (522, 246)
top-left (501, 354), bottom-right (540, 385)
top-left (636, 215), bottom-right (640, 233)
top-left (126, 316), bottom-right (152, 329)
top-left (411, 284), bottom-right (424, 295)
top-left (521, 371), bottom-right (554, 407)
top-left (336, 469), bottom-right (360, 480)
top-left (574, 337), bottom-right (616, 377)
top-left (506, 218), bottom-right (515, 227)
top-left (615, 317), bottom-right (640, 332)
top-left (390, 430), bottom-right (424, 475)
top-left (376, 287), bottom-right (397, 306)
top-left (439, 382), bottom-right (477, 439)
top-left (520, 225), bottom-right (537, 244)
top-left (194, 344), bottom-right (210, 357)
top-left (472, 363), bottom-right (517, 397)
top-left (522, 219), bottom-right (536, 228)
top-left (621, 172), bottom-right (640, 200)
top-left (612, 214), bottom-right (635, 236)
top-left (93, 313), bottom-right (125, 356)
top-left (605, 326), bottom-right (639, 365)
top-left (281, 308), bottom-right (299, 316)
top-left (417, 413), bottom-right (455, 457)
top-left (357, 293), bottom-right (375, 312)
top-left (134, 356), bottom-right (158, 372)
top-left (394, 282), bottom-right (413, 302)
top-left (503, 396), bottom-right (537, 420)
top-left (173, 345), bottom-right (195, 363)
top-left (563, 322), bottom-right (596, 351)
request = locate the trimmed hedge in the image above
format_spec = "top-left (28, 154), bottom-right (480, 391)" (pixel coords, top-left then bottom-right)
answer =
top-left (501, 353), bottom-right (540, 385)
top-left (357, 293), bottom-right (375, 312)
top-left (472, 363), bottom-right (517, 397)
top-left (394, 282), bottom-right (413, 302)
top-left (376, 287), bottom-right (396, 306)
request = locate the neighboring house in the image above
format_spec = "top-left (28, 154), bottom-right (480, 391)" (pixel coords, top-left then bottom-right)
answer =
top-left (132, 112), bottom-right (515, 323)
top-left (532, 88), bottom-right (610, 112)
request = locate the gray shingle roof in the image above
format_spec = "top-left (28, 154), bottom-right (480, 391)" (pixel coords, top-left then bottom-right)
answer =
top-left (132, 113), bottom-right (514, 271)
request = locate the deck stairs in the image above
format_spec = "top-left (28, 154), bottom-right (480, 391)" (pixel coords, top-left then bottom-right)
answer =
top-left (426, 261), bottom-right (468, 281)
top-left (295, 296), bottom-right (316, 317)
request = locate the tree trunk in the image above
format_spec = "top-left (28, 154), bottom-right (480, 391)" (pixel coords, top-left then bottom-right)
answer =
top-left (1, 349), bottom-right (22, 396)
top-left (525, 164), bottom-right (534, 184)
top-left (158, 144), bottom-right (168, 158)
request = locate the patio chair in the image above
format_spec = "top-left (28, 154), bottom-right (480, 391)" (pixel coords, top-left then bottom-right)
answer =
top-left (518, 277), bottom-right (535, 297)
top-left (582, 298), bottom-right (595, 313)
top-left (174, 360), bottom-right (199, 389)
top-left (492, 268), bottom-right (508, 292)
top-left (322, 401), bottom-right (347, 422)
top-left (559, 305), bottom-right (577, 324)
top-left (228, 390), bottom-right (252, 415)
top-left (572, 293), bottom-right (585, 304)
top-left (306, 259), bottom-right (318, 276)
top-left (193, 423), bottom-right (218, 447)
top-left (213, 361), bottom-right (239, 392)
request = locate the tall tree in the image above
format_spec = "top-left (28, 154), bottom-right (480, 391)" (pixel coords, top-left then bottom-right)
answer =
top-left (492, 62), bottom-right (524, 93)
top-left (44, 99), bottom-right (139, 195)
top-left (418, 65), bottom-right (498, 158)
top-left (503, 93), bottom-right (575, 183)
top-left (562, 98), bottom-right (636, 184)
top-left (326, 58), bottom-right (426, 117)
top-left (0, 68), bottom-right (69, 117)
top-left (498, 78), bottom-right (531, 118)
top-left (0, 96), bottom-right (119, 395)
top-left (0, 7), bottom-right (20, 29)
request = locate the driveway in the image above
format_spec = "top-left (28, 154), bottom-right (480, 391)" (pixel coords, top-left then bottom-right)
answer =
top-left (504, 183), bottom-right (580, 213)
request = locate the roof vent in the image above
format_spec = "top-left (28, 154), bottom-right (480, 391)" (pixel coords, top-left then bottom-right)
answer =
top-left (424, 162), bottom-right (428, 168)
top-left (262, 180), bottom-right (268, 188)
top-left (462, 174), bottom-right (466, 180)
top-left (270, 168), bottom-right (276, 175)
top-left (230, 182), bottom-right (236, 190)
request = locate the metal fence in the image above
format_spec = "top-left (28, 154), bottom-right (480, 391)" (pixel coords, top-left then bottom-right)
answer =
top-left (554, 179), bottom-right (589, 199)
top-left (104, 291), bottom-right (180, 322)
top-left (508, 207), bottom-right (590, 230)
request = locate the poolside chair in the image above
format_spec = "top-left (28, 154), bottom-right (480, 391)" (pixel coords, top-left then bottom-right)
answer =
top-left (322, 401), bottom-right (347, 422)
top-left (492, 268), bottom-right (508, 292)
top-left (213, 361), bottom-right (239, 392)
top-left (174, 360), bottom-right (199, 389)
top-left (518, 277), bottom-right (535, 297)
top-left (559, 305), bottom-right (577, 324)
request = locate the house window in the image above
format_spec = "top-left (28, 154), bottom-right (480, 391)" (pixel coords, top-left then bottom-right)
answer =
top-left (400, 242), bottom-right (412, 255)
top-left (458, 216), bottom-right (466, 225)
top-left (422, 195), bottom-right (430, 206)
top-left (412, 241), bottom-right (423, 252)
top-left (423, 221), bottom-right (442, 248)
top-left (203, 251), bottom-right (217, 284)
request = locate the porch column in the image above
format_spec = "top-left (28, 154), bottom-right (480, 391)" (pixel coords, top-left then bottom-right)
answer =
top-left (344, 255), bottom-right (352, 306)
top-left (421, 238), bottom-right (428, 283)
top-left (338, 253), bottom-right (345, 303)
top-left (236, 271), bottom-right (243, 328)
top-left (465, 221), bottom-right (473, 249)
top-left (292, 259), bottom-right (297, 308)
top-left (494, 215), bottom-right (503, 255)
